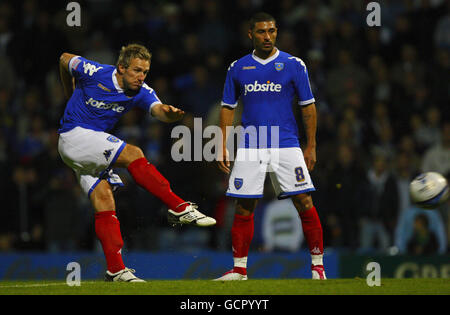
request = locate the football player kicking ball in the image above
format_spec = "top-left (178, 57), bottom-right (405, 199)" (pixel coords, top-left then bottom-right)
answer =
top-left (215, 13), bottom-right (326, 280)
top-left (58, 44), bottom-right (215, 282)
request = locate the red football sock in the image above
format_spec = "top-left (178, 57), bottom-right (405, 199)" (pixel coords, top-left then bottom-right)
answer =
top-left (299, 206), bottom-right (324, 257)
top-left (231, 213), bottom-right (254, 266)
top-left (127, 157), bottom-right (187, 212)
top-left (95, 211), bottom-right (125, 274)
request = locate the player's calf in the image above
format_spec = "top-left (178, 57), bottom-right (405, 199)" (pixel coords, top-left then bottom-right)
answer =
top-left (291, 194), bottom-right (325, 278)
top-left (126, 157), bottom-right (187, 210)
top-left (95, 210), bottom-right (125, 274)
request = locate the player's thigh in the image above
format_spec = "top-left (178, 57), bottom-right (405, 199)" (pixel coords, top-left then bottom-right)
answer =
top-left (269, 147), bottom-right (315, 199)
top-left (58, 127), bottom-right (126, 174)
top-left (114, 143), bottom-right (145, 168)
top-left (90, 179), bottom-right (116, 212)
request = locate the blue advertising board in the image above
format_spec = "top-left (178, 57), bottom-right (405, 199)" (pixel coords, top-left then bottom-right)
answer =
top-left (0, 250), bottom-right (338, 280)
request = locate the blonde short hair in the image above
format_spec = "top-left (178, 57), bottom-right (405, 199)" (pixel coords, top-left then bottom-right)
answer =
top-left (116, 44), bottom-right (152, 68)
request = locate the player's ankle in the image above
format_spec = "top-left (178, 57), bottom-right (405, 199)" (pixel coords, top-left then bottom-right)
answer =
top-left (174, 202), bottom-right (189, 212)
top-left (233, 266), bottom-right (247, 275)
top-left (311, 254), bottom-right (323, 266)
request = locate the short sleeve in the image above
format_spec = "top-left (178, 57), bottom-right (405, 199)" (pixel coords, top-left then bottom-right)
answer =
top-left (69, 56), bottom-right (105, 83)
top-left (290, 56), bottom-right (315, 106)
top-left (221, 60), bottom-right (239, 108)
top-left (136, 83), bottom-right (162, 113)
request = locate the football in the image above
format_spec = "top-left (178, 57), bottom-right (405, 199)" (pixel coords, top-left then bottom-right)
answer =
top-left (409, 172), bottom-right (449, 209)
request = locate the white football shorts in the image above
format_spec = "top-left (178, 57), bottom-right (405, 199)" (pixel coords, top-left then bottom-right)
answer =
top-left (58, 126), bottom-right (126, 197)
top-left (226, 147), bottom-right (315, 199)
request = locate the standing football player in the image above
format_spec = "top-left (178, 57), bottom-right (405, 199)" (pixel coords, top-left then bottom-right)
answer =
top-left (58, 44), bottom-right (216, 282)
top-left (215, 13), bottom-right (326, 280)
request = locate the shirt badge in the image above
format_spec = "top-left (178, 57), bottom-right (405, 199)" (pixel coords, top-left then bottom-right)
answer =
top-left (274, 62), bottom-right (284, 71)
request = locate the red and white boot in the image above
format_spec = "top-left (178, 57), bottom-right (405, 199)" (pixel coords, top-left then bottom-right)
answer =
top-left (213, 268), bottom-right (248, 281)
top-left (311, 264), bottom-right (327, 280)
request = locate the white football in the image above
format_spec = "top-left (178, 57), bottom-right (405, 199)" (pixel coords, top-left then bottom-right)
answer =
top-left (409, 172), bottom-right (449, 209)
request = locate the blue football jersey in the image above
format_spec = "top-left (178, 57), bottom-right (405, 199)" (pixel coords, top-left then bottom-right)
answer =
top-left (58, 56), bottom-right (162, 133)
top-left (222, 49), bottom-right (315, 148)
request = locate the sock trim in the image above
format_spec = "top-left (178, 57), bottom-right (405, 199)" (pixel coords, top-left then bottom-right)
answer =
top-left (311, 254), bottom-right (323, 266)
top-left (234, 256), bottom-right (248, 268)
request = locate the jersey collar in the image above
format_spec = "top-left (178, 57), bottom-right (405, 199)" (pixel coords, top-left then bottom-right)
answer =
top-left (112, 68), bottom-right (124, 93)
top-left (251, 48), bottom-right (279, 65)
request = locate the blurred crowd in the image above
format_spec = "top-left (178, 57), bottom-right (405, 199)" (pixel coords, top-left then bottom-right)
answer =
top-left (0, 0), bottom-right (449, 256)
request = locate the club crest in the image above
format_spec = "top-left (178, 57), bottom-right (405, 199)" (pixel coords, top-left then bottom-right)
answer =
top-left (107, 135), bottom-right (120, 143)
top-left (234, 178), bottom-right (243, 190)
top-left (274, 62), bottom-right (284, 71)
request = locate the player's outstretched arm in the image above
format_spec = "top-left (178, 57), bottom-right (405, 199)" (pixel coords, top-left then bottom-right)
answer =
top-left (151, 103), bottom-right (185, 123)
top-left (59, 52), bottom-right (77, 99)
top-left (301, 103), bottom-right (317, 171)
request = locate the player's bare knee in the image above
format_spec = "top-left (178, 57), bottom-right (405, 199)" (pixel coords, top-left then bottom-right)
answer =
top-left (127, 144), bottom-right (145, 161)
top-left (292, 194), bottom-right (313, 212)
top-left (236, 198), bottom-right (257, 215)
top-left (117, 144), bottom-right (145, 167)
top-left (91, 182), bottom-right (115, 211)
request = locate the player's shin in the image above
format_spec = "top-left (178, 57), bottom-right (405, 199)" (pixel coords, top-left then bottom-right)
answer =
top-left (298, 206), bottom-right (324, 265)
top-left (231, 213), bottom-right (254, 274)
top-left (95, 211), bottom-right (126, 273)
top-left (127, 157), bottom-right (187, 212)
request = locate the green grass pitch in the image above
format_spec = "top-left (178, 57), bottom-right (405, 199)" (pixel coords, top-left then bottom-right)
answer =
top-left (0, 278), bottom-right (448, 295)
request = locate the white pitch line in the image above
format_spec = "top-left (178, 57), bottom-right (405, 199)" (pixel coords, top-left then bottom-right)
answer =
top-left (0, 281), bottom-right (97, 289)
